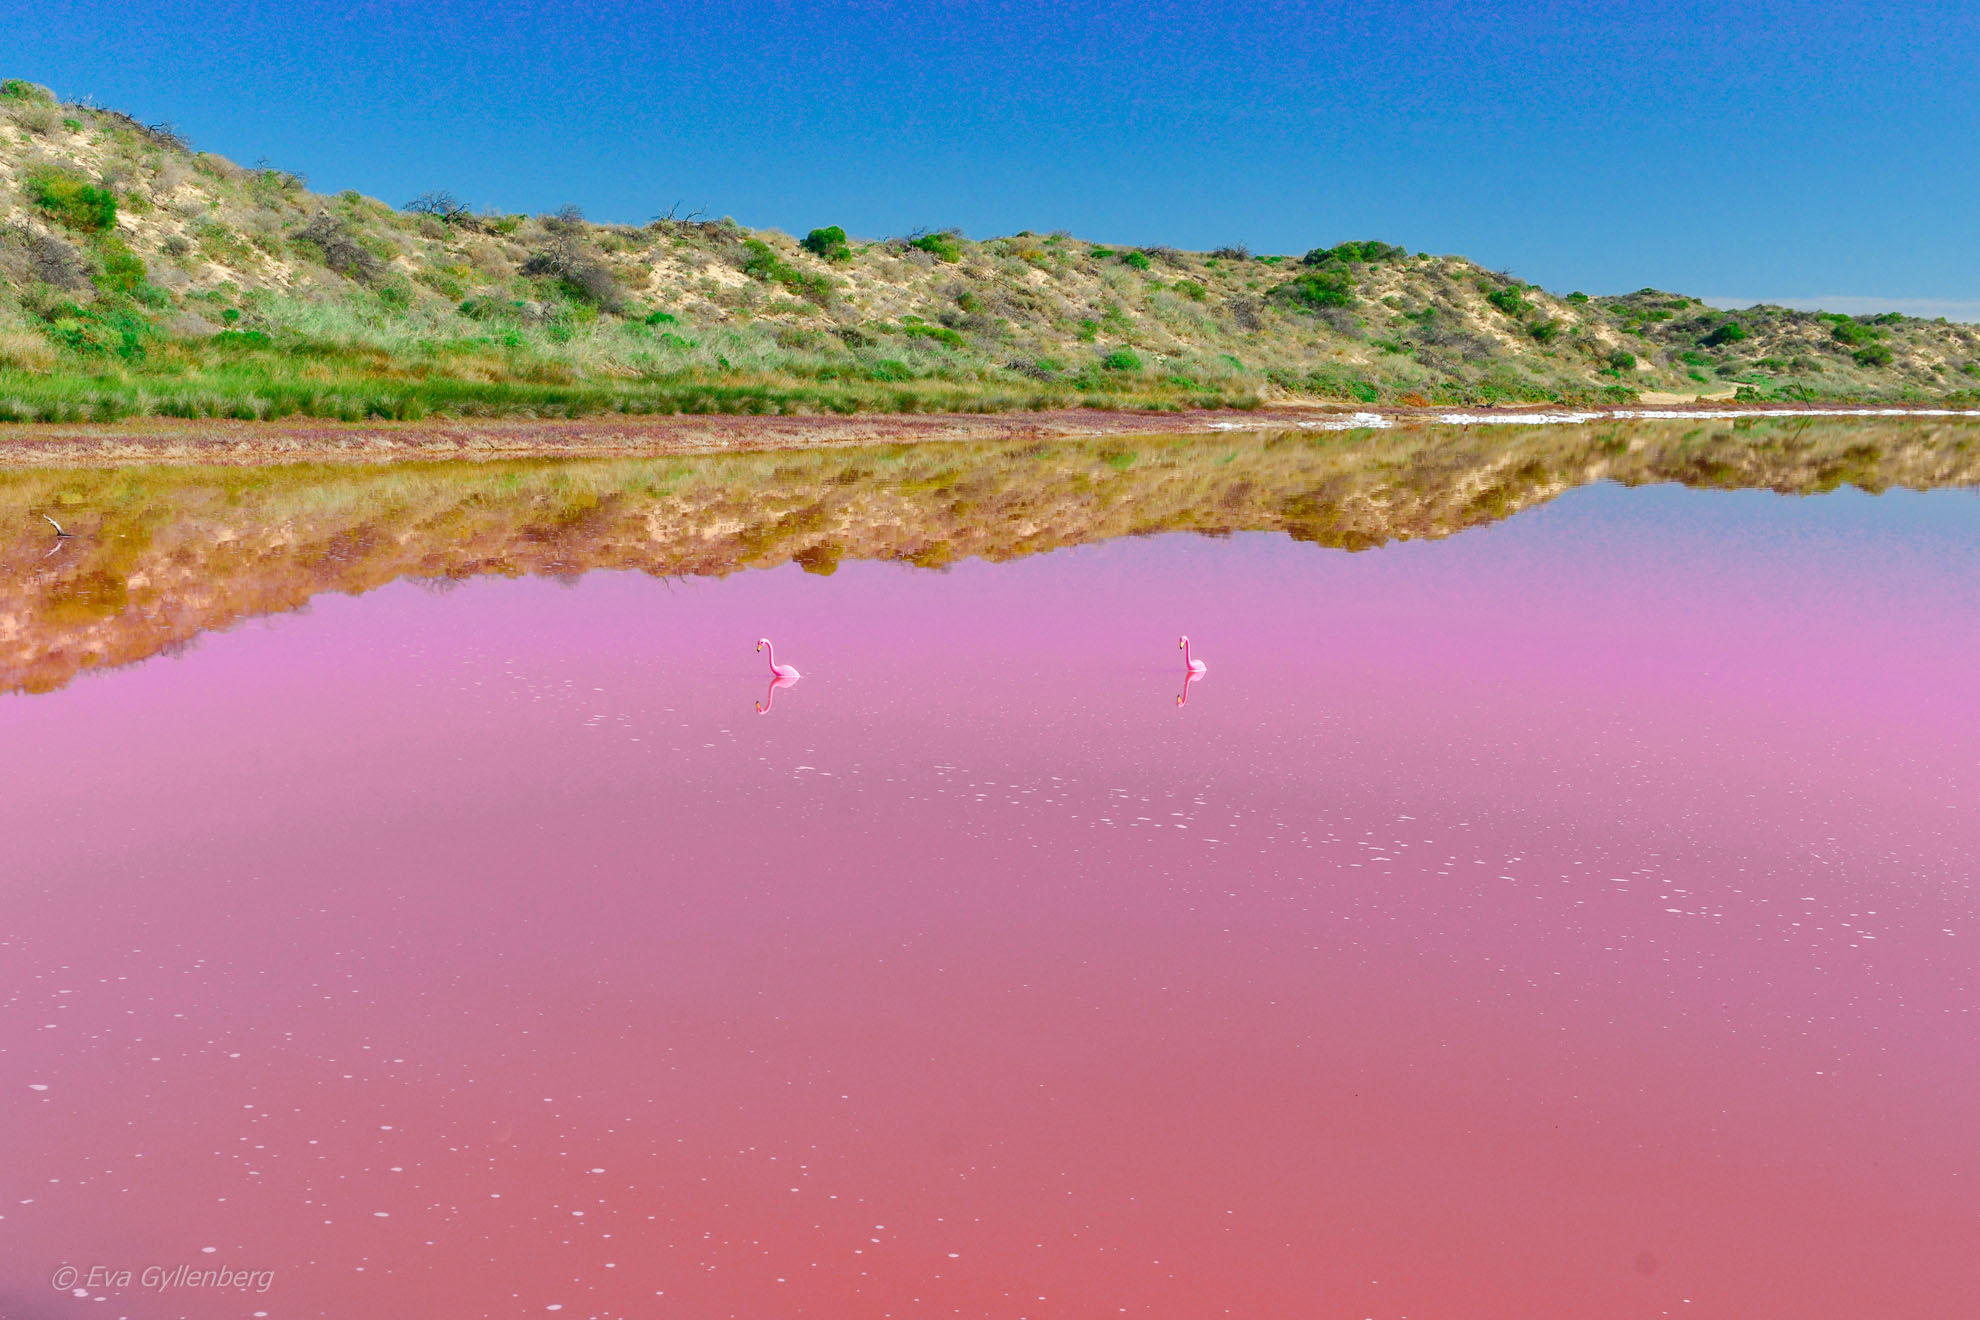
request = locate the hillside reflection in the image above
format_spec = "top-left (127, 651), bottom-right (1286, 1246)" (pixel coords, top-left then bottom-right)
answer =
top-left (5, 415), bottom-right (1978, 694)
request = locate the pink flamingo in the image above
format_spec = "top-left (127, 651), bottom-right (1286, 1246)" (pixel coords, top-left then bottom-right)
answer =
top-left (1179, 635), bottom-right (1207, 676)
top-left (754, 638), bottom-right (800, 715)
top-left (757, 638), bottom-right (800, 680)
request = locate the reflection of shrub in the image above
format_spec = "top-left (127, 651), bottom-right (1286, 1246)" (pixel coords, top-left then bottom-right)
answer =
top-left (801, 226), bottom-right (851, 261)
top-left (1271, 269), bottom-right (1356, 312)
top-left (26, 168), bottom-right (117, 234)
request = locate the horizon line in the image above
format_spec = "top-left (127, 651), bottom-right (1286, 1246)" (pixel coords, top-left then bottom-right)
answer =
top-left (1702, 295), bottom-right (1980, 323)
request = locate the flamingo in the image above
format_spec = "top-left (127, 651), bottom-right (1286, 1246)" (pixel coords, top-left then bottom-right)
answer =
top-left (757, 638), bottom-right (800, 680)
top-left (1179, 635), bottom-right (1207, 676)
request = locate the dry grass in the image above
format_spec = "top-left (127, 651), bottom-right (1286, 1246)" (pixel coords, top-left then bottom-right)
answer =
top-left (4, 82), bottom-right (1978, 419)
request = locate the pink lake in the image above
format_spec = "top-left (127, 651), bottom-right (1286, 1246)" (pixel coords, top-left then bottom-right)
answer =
top-left (2, 476), bottom-right (1978, 1319)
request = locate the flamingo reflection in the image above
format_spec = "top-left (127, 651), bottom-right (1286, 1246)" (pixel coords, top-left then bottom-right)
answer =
top-left (757, 671), bottom-right (800, 714)
top-left (1176, 667), bottom-right (1205, 707)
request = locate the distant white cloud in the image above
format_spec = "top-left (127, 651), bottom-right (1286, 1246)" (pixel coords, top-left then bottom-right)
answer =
top-left (1701, 295), bottom-right (1980, 323)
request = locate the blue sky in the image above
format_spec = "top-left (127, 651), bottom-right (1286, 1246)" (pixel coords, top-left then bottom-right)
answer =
top-left (9, 0), bottom-right (1977, 309)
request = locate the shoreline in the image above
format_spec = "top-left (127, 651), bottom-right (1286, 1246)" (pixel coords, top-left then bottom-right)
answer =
top-left (3, 402), bottom-right (1978, 467)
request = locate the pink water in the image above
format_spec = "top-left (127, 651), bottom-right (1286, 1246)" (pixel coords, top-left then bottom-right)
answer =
top-left (2, 482), bottom-right (1977, 1319)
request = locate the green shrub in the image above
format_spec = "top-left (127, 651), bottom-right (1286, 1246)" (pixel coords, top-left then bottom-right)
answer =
top-left (1303, 239), bottom-right (1405, 266)
top-left (459, 297), bottom-right (519, 322)
top-left (1854, 343), bottom-right (1894, 367)
top-left (1606, 349), bottom-right (1637, 371)
top-left (38, 301), bottom-right (153, 360)
top-left (741, 239), bottom-right (834, 304)
top-left (1701, 320), bottom-right (1747, 347)
top-left (94, 236), bottom-right (148, 295)
top-left (1567, 291), bottom-right (1590, 303)
top-left (1271, 268), bottom-right (1356, 312)
top-left (25, 168), bottom-right (118, 234)
top-left (1121, 251), bottom-right (1151, 271)
top-left (909, 232), bottom-right (961, 262)
top-left (1090, 247), bottom-right (1115, 260)
top-left (903, 323), bottom-right (964, 348)
top-left (1828, 317), bottom-right (1879, 346)
top-left (1530, 319), bottom-right (1561, 343)
top-left (1485, 285), bottom-right (1532, 318)
top-left (1172, 279), bottom-right (1206, 300)
top-left (801, 225), bottom-right (851, 262)
top-left (1101, 348), bottom-right (1143, 371)
top-left (644, 310), bottom-right (677, 324)
top-left (1, 78), bottom-right (53, 103)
